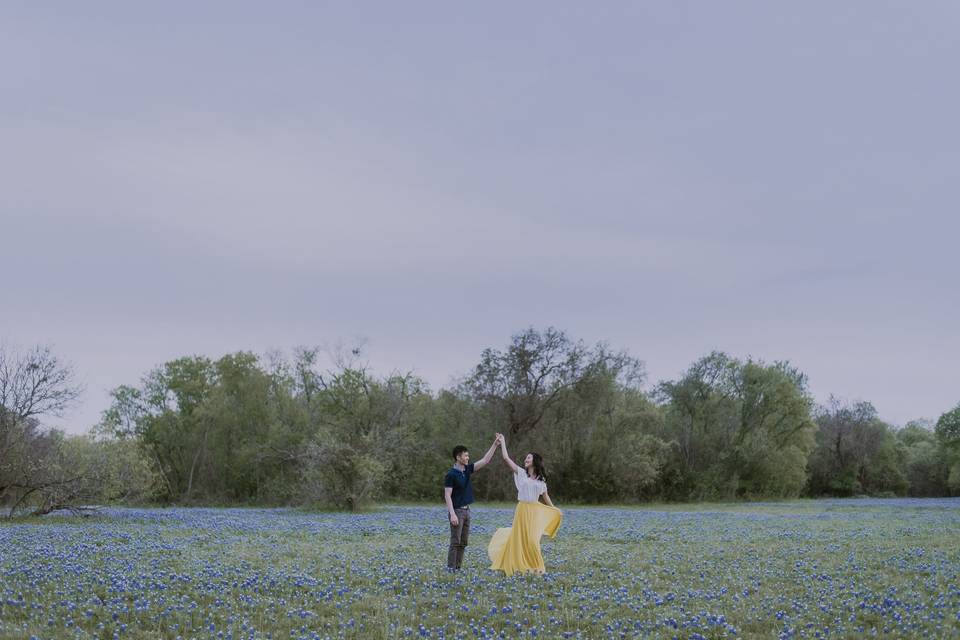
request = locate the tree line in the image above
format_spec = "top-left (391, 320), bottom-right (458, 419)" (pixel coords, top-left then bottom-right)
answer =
top-left (2, 328), bottom-right (959, 515)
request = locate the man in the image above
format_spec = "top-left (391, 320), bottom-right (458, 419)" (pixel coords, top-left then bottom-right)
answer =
top-left (443, 436), bottom-right (499, 570)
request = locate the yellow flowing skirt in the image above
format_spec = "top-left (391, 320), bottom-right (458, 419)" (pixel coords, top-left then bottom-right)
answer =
top-left (488, 501), bottom-right (562, 576)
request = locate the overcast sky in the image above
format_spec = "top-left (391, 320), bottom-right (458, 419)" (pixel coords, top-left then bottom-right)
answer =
top-left (2, 2), bottom-right (958, 434)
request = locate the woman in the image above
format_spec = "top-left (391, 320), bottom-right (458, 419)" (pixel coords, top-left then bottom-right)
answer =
top-left (487, 433), bottom-right (562, 576)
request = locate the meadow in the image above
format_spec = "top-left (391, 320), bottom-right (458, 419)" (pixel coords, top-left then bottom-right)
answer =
top-left (1, 499), bottom-right (959, 639)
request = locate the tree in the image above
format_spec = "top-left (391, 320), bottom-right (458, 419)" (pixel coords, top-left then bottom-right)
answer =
top-left (458, 327), bottom-right (654, 502)
top-left (0, 344), bottom-right (83, 516)
top-left (807, 398), bottom-right (907, 496)
top-left (190, 353), bottom-right (270, 499)
top-left (655, 352), bottom-right (740, 497)
top-left (731, 361), bottom-right (817, 497)
top-left (568, 386), bottom-right (668, 502)
top-left (936, 403), bottom-right (960, 494)
top-left (100, 352), bottom-right (309, 503)
top-left (897, 420), bottom-right (949, 496)
top-left (98, 356), bottom-right (217, 501)
top-left (14, 433), bottom-right (161, 516)
top-left (462, 327), bottom-right (644, 437)
top-left (300, 363), bottom-right (428, 511)
top-left (935, 404), bottom-right (960, 450)
top-left (655, 353), bottom-right (816, 499)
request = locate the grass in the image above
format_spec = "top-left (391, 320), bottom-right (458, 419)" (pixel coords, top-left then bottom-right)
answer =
top-left (1, 499), bottom-right (958, 639)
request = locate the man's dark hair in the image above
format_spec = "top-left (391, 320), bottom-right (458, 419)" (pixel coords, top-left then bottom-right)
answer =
top-left (452, 445), bottom-right (468, 460)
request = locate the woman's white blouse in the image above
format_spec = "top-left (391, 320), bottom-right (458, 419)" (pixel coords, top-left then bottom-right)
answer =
top-left (514, 468), bottom-right (547, 502)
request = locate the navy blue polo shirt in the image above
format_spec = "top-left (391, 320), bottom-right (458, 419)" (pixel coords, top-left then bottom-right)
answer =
top-left (444, 463), bottom-right (475, 509)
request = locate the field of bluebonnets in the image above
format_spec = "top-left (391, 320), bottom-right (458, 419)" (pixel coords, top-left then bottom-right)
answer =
top-left (2, 499), bottom-right (959, 640)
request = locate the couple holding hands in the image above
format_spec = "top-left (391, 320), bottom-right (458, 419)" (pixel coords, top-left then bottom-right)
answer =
top-left (443, 433), bottom-right (562, 576)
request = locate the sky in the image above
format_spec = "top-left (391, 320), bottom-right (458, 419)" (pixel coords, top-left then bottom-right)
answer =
top-left (2, 2), bottom-right (958, 434)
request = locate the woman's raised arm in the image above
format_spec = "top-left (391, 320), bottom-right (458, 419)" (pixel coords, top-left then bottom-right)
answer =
top-left (498, 434), bottom-right (520, 473)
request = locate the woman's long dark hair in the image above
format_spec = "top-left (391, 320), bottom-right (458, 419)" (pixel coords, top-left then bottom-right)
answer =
top-left (529, 453), bottom-right (547, 482)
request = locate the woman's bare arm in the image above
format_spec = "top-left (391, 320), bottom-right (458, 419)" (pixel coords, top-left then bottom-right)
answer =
top-left (499, 435), bottom-right (520, 473)
top-left (540, 491), bottom-right (555, 508)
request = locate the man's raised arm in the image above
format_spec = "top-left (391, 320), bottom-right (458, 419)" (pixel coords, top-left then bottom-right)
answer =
top-left (472, 436), bottom-right (500, 471)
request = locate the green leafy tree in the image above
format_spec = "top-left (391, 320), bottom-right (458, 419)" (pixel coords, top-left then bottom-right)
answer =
top-left (936, 403), bottom-right (960, 494)
top-left (301, 362), bottom-right (428, 511)
top-left (101, 353), bottom-right (296, 503)
top-left (655, 353), bottom-right (816, 499)
top-left (100, 356), bottom-right (216, 500)
top-left (896, 421), bottom-right (948, 496)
